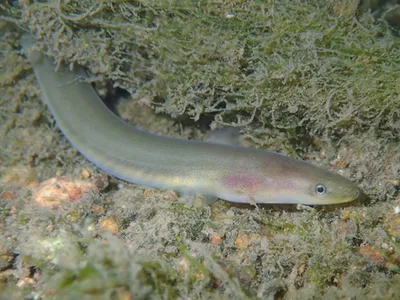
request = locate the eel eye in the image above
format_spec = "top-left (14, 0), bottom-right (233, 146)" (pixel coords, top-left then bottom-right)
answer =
top-left (315, 184), bottom-right (326, 195)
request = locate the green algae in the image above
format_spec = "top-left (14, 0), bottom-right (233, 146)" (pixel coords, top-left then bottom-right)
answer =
top-left (5, 0), bottom-right (399, 142)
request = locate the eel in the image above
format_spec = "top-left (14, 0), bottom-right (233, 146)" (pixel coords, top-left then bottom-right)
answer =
top-left (21, 35), bottom-right (360, 205)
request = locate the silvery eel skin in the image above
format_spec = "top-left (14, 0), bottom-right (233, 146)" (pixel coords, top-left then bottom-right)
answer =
top-left (21, 36), bottom-right (360, 205)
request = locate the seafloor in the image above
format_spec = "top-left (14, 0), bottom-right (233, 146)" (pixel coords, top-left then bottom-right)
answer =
top-left (0, 1), bottom-right (399, 299)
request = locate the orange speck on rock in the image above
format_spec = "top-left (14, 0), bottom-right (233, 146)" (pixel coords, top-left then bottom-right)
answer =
top-left (340, 209), bottom-right (351, 221)
top-left (1, 191), bottom-right (15, 201)
top-left (32, 177), bottom-right (99, 208)
top-left (336, 160), bottom-right (347, 169)
top-left (81, 168), bottom-right (91, 179)
top-left (389, 179), bottom-right (399, 186)
top-left (359, 243), bottom-right (387, 266)
top-left (194, 272), bottom-right (204, 280)
top-left (235, 233), bottom-right (251, 250)
top-left (98, 216), bottom-right (119, 234)
top-left (209, 233), bottom-right (222, 245)
top-left (117, 291), bottom-right (132, 300)
top-left (144, 189), bottom-right (153, 198)
top-left (91, 205), bottom-right (106, 216)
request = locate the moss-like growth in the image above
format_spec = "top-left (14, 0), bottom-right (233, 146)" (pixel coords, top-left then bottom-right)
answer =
top-left (3, 0), bottom-right (398, 141)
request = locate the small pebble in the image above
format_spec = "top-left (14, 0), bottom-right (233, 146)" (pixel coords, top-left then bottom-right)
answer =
top-left (235, 233), bottom-right (251, 250)
top-left (143, 189), bottom-right (153, 198)
top-left (81, 168), bottom-right (91, 179)
top-left (209, 233), bottom-right (222, 245)
top-left (162, 190), bottom-right (178, 202)
top-left (177, 258), bottom-right (189, 273)
top-left (16, 278), bottom-right (35, 288)
top-left (98, 216), bottom-right (119, 234)
top-left (32, 177), bottom-right (99, 208)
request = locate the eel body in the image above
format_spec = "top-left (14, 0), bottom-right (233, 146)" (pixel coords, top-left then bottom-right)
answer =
top-left (22, 37), bottom-right (360, 205)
